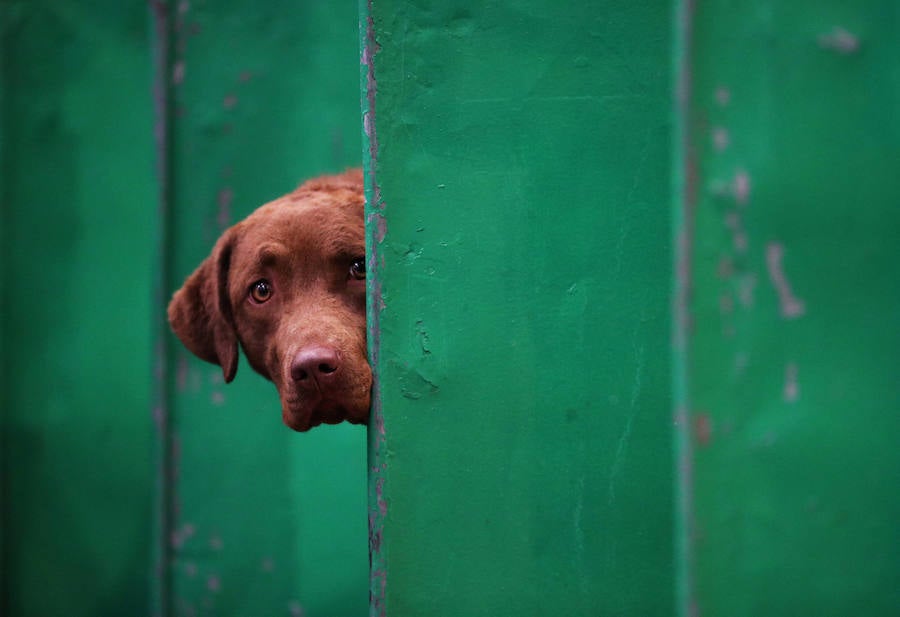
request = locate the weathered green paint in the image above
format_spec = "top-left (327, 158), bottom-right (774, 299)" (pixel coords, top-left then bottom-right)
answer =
top-left (364, 1), bottom-right (674, 614)
top-left (160, 2), bottom-right (367, 616)
top-left (0, 3), bottom-right (155, 615)
top-left (1, 2), bottom-right (368, 616)
top-left (675, 1), bottom-right (900, 615)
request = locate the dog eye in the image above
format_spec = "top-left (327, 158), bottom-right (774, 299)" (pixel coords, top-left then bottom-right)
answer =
top-left (249, 279), bottom-right (273, 303)
top-left (349, 257), bottom-right (366, 281)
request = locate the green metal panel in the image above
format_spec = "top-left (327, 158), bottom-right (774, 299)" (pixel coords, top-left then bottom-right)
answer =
top-left (0, 3), bottom-right (155, 615)
top-left (158, 2), bottom-right (367, 617)
top-left (2, 2), bottom-right (368, 616)
top-left (674, 1), bottom-right (900, 615)
top-left (363, 1), bottom-right (674, 615)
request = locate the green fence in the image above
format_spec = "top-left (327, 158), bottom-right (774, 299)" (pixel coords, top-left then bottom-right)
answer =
top-left (674, 2), bottom-right (900, 615)
top-left (2, 3), bottom-right (366, 616)
top-left (2, 2), bottom-right (897, 616)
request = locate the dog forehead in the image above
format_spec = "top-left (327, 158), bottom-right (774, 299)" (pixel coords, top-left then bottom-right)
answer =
top-left (234, 194), bottom-right (363, 265)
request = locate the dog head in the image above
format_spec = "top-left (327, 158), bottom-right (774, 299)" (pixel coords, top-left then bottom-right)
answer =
top-left (168, 169), bottom-right (371, 431)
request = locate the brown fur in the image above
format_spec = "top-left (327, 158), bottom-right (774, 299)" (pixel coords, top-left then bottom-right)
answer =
top-left (167, 169), bottom-right (370, 431)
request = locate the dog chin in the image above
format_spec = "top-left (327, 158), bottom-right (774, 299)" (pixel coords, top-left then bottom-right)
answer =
top-left (281, 400), bottom-right (369, 432)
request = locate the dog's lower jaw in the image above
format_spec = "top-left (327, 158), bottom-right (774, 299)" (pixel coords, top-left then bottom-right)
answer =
top-left (279, 392), bottom-right (371, 432)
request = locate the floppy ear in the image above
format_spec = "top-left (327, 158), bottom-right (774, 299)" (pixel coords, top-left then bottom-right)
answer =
top-left (167, 229), bottom-right (239, 383)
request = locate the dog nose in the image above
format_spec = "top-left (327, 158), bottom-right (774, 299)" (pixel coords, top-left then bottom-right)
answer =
top-left (291, 347), bottom-right (340, 385)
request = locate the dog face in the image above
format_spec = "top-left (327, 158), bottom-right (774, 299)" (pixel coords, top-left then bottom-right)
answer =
top-left (168, 170), bottom-right (371, 431)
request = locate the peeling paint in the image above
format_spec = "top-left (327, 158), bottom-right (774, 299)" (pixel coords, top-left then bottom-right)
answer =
top-left (170, 522), bottom-right (195, 549)
top-left (363, 2), bottom-right (388, 614)
top-left (734, 352), bottom-right (749, 377)
top-left (737, 273), bottom-right (757, 308)
top-left (783, 362), bottom-right (799, 403)
top-left (719, 293), bottom-right (734, 315)
top-left (714, 85), bottom-right (731, 106)
top-left (732, 169), bottom-right (750, 205)
top-left (206, 574), bottom-right (220, 593)
top-left (712, 127), bottom-right (729, 151)
top-left (172, 61), bottom-right (185, 85)
top-left (818, 27), bottom-right (859, 54)
top-left (415, 319), bottom-right (431, 355)
top-left (216, 187), bottom-right (233, 230)
top-left (209, 534), bottom-right (223, 551)
top-left (176, 354), bottom-right (189, 391)
top-left (765, 242), bottom-right (806, 319)
top-left (288, 600), bottom-right (305, 617)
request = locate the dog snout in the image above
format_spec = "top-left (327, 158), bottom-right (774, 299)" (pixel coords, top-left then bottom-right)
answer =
top-left (290, 346), bottom-right (341, 387)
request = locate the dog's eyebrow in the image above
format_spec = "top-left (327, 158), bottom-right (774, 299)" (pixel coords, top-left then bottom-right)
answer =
top-left (325, 224), bottom-right (366, 258)
top-left (256, 242), bottom-right (291, 267)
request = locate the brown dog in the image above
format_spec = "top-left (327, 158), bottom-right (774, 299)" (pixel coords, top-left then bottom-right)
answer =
top-left (168, 169), bottom-right (371, 431)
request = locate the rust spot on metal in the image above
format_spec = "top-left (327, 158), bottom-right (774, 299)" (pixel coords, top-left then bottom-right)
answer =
top-left (694, 414), bottom-right (713, 447)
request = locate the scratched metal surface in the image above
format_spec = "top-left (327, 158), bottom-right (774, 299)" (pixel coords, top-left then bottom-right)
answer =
top-left (159, 2), bottom-right (367, 616)
top-left (674, 1), bottom-right (900, 615)
top-left (364, 1), bottom-right (674, 614)
top-left (0, 3), bottom-right (155, 615)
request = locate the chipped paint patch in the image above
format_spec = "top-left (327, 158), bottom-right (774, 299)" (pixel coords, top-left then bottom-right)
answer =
top-left (737, 273), bottom-right (757, 308)
top-left (206, 574), bottom-right (220, 593)
top-left (216, 187), bottom-right (233, 230)
top-left (714, 85), bottom-right (731, 106)
top-left (363, 2), bottom-right (389, 614)
top-left (732, 169), bottom-right (750, 205)
top-left (712, 127), bottom-right (730, 151)
top-left (288, 600), bottom-right (305, 617)
top-left (783, 362), bottom-right (799, 403)
top-left (766, 242), bottom-right (806, 319)
top-left (818, 27), bottom-right (859, 54)
top-left (172, 61), bottom-right (185, 85)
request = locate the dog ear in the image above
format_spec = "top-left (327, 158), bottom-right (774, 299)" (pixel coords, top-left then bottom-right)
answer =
top-left (167, 228), bottom-right (239, 383)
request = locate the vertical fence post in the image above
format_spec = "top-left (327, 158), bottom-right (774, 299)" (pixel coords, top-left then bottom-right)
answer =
top-left (363, 1), bottom-right (674, 614)
top-left (675, 2), bottom-right (900, 615)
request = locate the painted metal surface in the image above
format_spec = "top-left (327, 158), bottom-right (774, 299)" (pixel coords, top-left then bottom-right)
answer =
top-left (2, 2), bottom-right (368, 616)
top-left (0, 3), bottom-right (156, 615)
top-left (158, 2), bottom-right (367, 616)
top-left (675, 1), bottom-right (900, 615)
top-left (364, 1), bottom-right (674, 614)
